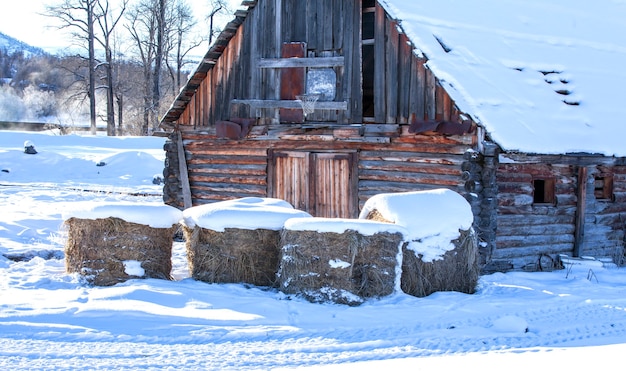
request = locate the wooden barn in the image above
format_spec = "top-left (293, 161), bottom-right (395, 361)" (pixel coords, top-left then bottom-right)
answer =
top-left (159, 0), bottom-right (626, 271)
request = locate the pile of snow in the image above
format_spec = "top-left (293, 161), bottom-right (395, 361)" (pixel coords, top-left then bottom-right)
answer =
top-left (62, 203), bottom-right (183, 229)
top-left (284, 217), bottom-right (407, 236)
top-left (182, 197), bottom-right (312, 231)
top-left (359, 189), bottom-right (473, 262)
top-left (0, 131), bottom-right (166, 192)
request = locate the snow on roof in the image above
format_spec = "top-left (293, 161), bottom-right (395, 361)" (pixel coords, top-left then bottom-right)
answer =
top-left (381, 0), bottom-right (626, 156)
top-left (284, 217), bottom-right (407, 237)
top-left (182, 197), bottom-right (312, 231)
top-left (359, 189), bottom-right (473, 262)
top-left (62, 203), bottom-right (183, 229)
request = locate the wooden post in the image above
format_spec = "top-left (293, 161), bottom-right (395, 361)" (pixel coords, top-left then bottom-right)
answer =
top-left (574, 166), bottom-right (587, 257)
top-left (177, 131), bottom-right (193, 209)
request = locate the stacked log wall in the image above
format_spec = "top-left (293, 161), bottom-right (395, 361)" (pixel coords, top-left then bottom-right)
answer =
top-left (582, 165), bottom-right (626, 260)
top-left (493, 163), bottom-right (577, 270)
top-left (492, 158), bottom-right (626, 270)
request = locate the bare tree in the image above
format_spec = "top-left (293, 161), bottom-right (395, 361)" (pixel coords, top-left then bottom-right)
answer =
top-left (46, 0), bottom-right (99, 134)
top-left (126, 0), bottom-right (158, 135)
top-left (165, 0), bottom-right (203, 93)
top-left (93, 0), bottom-right (127, 136)
top-left (207, 0), bottom-right (230, 45)
top-left (153, 0), bottom-right (167, 133)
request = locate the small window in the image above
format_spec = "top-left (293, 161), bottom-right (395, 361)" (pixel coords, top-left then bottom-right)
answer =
top-left (594, 175), bottom-right (614, 201)
top-left (533, 178), bottom-right (555, 204)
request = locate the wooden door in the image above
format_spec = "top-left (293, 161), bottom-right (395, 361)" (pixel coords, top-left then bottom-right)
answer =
top-left (269, 150), bottom-right (357, 218)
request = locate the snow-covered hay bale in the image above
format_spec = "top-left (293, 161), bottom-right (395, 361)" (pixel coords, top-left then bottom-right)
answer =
top-left (63, 204), bottom-right (182, 286)
top-left (278, 218), bottom-right (406, 306)
top-left (182, 197), bottom-right (312, 287)
top-left (360, 189), bottom-right (478, 297)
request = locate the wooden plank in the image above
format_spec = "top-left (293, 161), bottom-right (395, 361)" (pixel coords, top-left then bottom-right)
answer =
top-left (374, 3), bottom-right (386, 123)
top-left (435, 83), bottom-right (444, 121)
top-left (574, 166), bottom-right (587, 257)
top-left (177, 132), bottom-right (193, 208)
top-left (259, 56), bottom-right (345, 68)
top-left (231, 99), bottom-right (348, 110)
top-left (397, 33), bottom-right (412, 124)
top-left (385, 19), bottom-right (399, 124)
top-left (333, 0), bottom-right (344, 50)
top-left (280, 42), bottom-right (306, 122)
top-left (425, 68), bottom-right (436, 120)
top-left (306, 0), bottom-right (318, 51)
top-left (318, 0), bottom-right (341, 51)
top-left (349, 0), bottom-right (363, 123)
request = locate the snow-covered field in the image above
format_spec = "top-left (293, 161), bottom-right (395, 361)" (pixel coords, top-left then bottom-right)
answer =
top-left (1, 130), bottom-right (626, 370)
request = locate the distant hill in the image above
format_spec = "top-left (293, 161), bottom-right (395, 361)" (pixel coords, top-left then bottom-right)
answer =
top-left (0, 31), bottom-right (45, 56)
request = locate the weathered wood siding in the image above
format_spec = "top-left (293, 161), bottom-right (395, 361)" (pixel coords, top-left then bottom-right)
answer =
top-left (494, 163), bottom-right (577, 270)
top-left (168, 0), bottom-right (465, 129)
top-left (582, 165), bottom-right (626, 259)
top-left (490, 156), bottom-right (626, 270)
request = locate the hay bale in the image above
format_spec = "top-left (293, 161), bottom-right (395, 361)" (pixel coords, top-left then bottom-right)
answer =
top-left (63, 203), bottom-right (182, 286)
top-left (278, 218), bottom-right (406, 306)
top-left (400, 228), bottom-right (479, 297)
top-left (183, 226), bottom-right (281, 286)
top-left (64, 217), bottom-right (177, 286)
top-left (360, 189), bottom-right (479, 297)
top-left (182, 197), bottom-right (312, 286)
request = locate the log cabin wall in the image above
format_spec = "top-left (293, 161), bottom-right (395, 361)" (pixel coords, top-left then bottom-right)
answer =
top-left (489, 154), bottom-right (626, 271)
top-left (163, 131), bottom-right (473, 212)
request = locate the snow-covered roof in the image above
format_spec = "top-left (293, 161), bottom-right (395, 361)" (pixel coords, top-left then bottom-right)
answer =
top-left (382, 0), bottom-right (626, 156)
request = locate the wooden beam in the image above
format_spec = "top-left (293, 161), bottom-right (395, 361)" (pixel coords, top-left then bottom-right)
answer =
top-left (231, 99), bottom-right (348, 110)
top-left (574, 166), bottom-right (587, 257)
top-left (259, 56), bottom-right (345, 68)
top-left (177, 132), bottom-right (193, 209)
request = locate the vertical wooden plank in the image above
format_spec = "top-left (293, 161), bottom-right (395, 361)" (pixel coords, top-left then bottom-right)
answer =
top-left (248, 1), bottom-right (260, 99)
top-left (333, 0), bottom-right (343, 50)
top-left (374, 3), bottom-right (386, 123)
top-left (574, 166), bottom-right (587, 257)
top-left (281, 0), bottom-right (292, 42)
top-left (322, 0), bottom-right (334, 50)
top-left (306, 0), bottom-right (318, 51)
top-left (385, 19), bottom-right (399, 124)
top-left (424, 67), bottom-right (436, 121)
top-left (292, 0), bottom-right (306, 41)
top-left (415, 58), bottom-right (426, 120)
top-left (443, 89), bottom-right (452, 122)
top-left (177, 132), bottom-right (193, 209)
top-left (352, 0), bottom-right (363, 123)
top-left (435, 83), bottom-right (444, 121)
top-left (397, 33), bottom-right (411, 124)
top-left (279, 42), bottom-right (306, 122)
top-left (340, 0), bottom-right (354, 123)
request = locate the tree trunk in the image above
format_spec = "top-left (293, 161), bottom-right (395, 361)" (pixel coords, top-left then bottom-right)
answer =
top-left (88, 2), bottom-right (97, 135)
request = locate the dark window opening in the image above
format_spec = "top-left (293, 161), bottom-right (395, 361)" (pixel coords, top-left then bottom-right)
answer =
top-left (594, 175), bottom-right (614, 201)
top-left (533, 178), bottom-right (555, 204)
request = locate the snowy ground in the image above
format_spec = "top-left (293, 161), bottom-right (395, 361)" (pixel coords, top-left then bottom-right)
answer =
top-left (1, 131), bottom-right (626, 370)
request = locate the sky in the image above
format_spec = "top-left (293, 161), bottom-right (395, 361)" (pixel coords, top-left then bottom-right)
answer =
top-left (1, 130), bottom-right (626, 369)
top-left (0, 0), bottom-right (243, 54)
